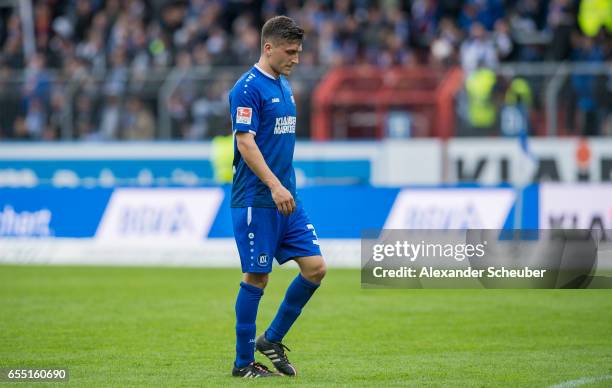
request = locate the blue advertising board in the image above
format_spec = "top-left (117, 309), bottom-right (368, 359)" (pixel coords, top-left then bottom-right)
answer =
top-left (0, 186), bottom-right (537, 239)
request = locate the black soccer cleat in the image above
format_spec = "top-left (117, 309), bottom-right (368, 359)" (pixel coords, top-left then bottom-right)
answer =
top-left (231, 361), bottom-right (279, 378)
top-left (256, 334), bottom-right (297, 376)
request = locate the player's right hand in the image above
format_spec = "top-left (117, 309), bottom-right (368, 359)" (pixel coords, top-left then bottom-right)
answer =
top-left (271, 184), bottom-right (296, 216)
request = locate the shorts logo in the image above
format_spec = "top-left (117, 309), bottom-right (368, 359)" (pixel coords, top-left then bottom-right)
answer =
top-left (236, 107), bottom-right (252, 124)
top-left (257, 253), bottom-right (269, 267)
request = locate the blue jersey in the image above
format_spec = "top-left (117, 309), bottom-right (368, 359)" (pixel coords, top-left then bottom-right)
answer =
top-left (229, 65), bottom-right (298, 208)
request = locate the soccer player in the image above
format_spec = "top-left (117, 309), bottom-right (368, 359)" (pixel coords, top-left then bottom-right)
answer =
top-left (228, 16), bottom-right (327, 378)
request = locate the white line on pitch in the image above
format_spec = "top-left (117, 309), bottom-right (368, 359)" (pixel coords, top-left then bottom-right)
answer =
top-left (549, 374), bottom-right (612, 388)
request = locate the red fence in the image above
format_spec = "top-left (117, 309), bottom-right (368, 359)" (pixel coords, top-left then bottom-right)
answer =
top-left (312, 66), bottom-right (464, 140)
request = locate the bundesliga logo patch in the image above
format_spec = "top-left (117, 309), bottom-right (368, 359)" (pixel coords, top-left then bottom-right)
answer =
top-left (236, 107), bottom-right (252, 125)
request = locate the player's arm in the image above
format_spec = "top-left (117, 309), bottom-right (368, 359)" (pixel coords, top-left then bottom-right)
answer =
top-left (235, 132), bottom-right (296, 216)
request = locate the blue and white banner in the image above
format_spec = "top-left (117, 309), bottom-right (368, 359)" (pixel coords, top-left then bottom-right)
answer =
top-left (2, 138), bottom-right (611, 188)
top-left (0, 188), bottom-right (112, 237)
top-left (0, 185), bottom-right (535, 240)
top-left (1, 184), bottom-right (610, 267)
top-left (0, 143), bottom-right (373, 188)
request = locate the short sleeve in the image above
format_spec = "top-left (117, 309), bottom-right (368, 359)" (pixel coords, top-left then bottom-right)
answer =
top-left (230, 85), bottom-right (260, 136)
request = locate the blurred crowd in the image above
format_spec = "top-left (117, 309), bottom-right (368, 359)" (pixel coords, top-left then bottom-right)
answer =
top-left (0, 0), bottom-right (610, 140)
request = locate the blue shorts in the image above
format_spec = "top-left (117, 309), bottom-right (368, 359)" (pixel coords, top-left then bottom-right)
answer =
top-left (232, 205), bottom-right (322, 273)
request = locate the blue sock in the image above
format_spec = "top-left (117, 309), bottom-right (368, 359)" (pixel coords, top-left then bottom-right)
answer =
top-left (235, 281), bottom-right (264, 368)
top-left (265, 274), bottom-right (320, 343)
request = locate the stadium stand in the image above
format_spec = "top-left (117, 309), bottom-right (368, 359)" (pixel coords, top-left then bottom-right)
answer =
top-left (0, 0), bottom-right (610, 140)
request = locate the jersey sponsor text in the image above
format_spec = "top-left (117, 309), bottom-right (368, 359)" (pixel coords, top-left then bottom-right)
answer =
top-left (274, 116), bottom-right (296, 134)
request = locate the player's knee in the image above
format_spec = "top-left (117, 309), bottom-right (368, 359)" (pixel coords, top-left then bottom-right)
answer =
top-left (303, 260), bottom-right (326, 284)
top-left (243, 273), bottom-right (269, 289)
top-left (315, 261), bottom-right (327, 282)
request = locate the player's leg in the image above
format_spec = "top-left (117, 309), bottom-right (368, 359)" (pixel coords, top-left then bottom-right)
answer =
top-left (256, 256), bottom-right (326, 376)
top-left (234, 272), bottom-right (266, 369)
top-left (231, 207), bottom-right (280, 377)
top-left (263, 255), bottom-right (326, 343)
top-left (257, 207), bottom-right (325, 376)
top-left (233, 272), bottom-right (279, 377)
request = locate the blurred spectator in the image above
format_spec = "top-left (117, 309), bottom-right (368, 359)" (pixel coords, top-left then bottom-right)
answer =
top-left (569, 34), bottom-right (606, 136)
top-left (318, 19), bottom-right (341, 66)
top-left (500, 77), bottom-right (533, 137)
top-left (578, 0), bottom-right (612, 38)
top-left (168, 50), bottom-right (197, 138)
top-left (458, 0), bottom-right (504, 32)
top-left (74, 93), bottom-right (97, 140)
top-left (75, 14), bottom-right (108, 74)
top-left (97, 93), bottom-right (122, 140)
top-left (463, 64), bottom-right (498, 135)
top-left (48, 18), bottom-right (76, 69)
top-left (493, 19), bottom-right (514, 61)
top-left (211, 133), bottom-right (234, 183)
top-left (104, 48), bottom-right (128, 97)
top-left (72, 0), bottom-right (95, 42)
top-left (24, 97), bottom-right (47, 139)
top-left (411, 0), bottom-right (438, 49)
top-left (460, 22), bottom-right (498, 73)
top-left (168, 92), bottom-right (189, 139)
top-left (2, 13), bottom-right (24, 68)
top-left (23, 52), bottom-right (51, 107)
top-left (47, 87), bottom-right (65, 140)
top-left (12, 117), bottom-right (31, 140)
top-left (546, 0), bottom-right (575, 60)
top-left (430, 17), bottom-right (463, 67)
top-left (33, 2), bottom-right (52, 52)
top-left (230, 13), bottom-right (260, 66)
top-left (188, 79), bottom-right (227, 140)
top-left (0, 62), bottom-right (21, 138)
top-left (122, 96), bottom-right (155, 140)
top-left (511, 0), bottom-right (548, 33)
top-left (192, 42), bottom-right (211, 67)
top-left (508, 0), bottom-right (548, 61)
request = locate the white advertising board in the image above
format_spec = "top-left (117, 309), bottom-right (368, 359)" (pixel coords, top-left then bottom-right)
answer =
top-left (448, 138), bottom-right (612, 185)
top-left (96, 188), bottom-right (224, 243)
top-left (539, 184), bottom-right (612, 230)
top-left (384, 188), bottom-right (515, 229)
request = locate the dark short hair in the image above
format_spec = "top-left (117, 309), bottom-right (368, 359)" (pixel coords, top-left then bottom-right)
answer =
top-left (261, 16), bottom-right (304, 48)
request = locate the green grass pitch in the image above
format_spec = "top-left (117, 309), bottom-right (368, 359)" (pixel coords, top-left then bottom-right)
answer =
top-left (1, 265), bottom-right (611, 387)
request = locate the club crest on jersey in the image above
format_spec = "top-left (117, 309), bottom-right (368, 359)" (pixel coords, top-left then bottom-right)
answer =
top-left (274, 116), bottom-right (296, 134)
top-left (257, 253), bottom-right (269, 267)
top-left (236, 107), bottom-right (252, 124)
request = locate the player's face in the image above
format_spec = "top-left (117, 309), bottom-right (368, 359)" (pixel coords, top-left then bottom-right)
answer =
top-left (268, 41), bottom-right (302, 76)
